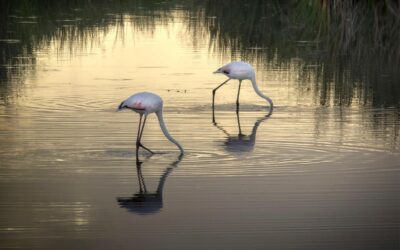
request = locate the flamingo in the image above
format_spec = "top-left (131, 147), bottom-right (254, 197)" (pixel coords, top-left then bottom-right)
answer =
top-left (117, 92), bottom-right (184, 157)
top-left (212, 61), bottom-right (274, 114)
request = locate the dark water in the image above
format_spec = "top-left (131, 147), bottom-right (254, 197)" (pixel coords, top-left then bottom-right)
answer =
top-left (0, 1), bottom-right (399, 249)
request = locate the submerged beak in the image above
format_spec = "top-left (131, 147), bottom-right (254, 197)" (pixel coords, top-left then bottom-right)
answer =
top-left (117, 101), bottom-right (125, 112)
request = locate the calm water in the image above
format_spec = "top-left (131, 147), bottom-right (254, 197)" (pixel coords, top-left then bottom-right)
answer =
top-left (0, 1), bottom-right (399, 249)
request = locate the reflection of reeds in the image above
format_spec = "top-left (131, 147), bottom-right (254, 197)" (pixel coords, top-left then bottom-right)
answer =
top-left (191, 0), bottom-right (400, 108)
top-left (304, 0), bottom-right (400, 55)
top-left (1, 0), bottom-right (399, 108)
top-left (0, 0), bottom-right (175, 102)
top-left (189, 0), bottom-right (400, 149)
top-left (302, 0), bottom-right (400, 108)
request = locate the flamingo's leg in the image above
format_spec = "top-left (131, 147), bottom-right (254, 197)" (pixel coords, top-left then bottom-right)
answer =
top-left (135, 114), bottom-right (143, 162)
top-left (212, 78), bottom-right (230, 108)
top-left (137, 115), bottom-right (154, 154)
top-left (236, 80), bottom-right (242, 108)
top-left (212, 78), bottom-right (230, 123)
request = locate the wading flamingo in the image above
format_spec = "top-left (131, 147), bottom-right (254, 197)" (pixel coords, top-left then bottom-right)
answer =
top-left (117, 92), bottom-right (184, 158)
top-left (213, 61), bottom-right (274, 115)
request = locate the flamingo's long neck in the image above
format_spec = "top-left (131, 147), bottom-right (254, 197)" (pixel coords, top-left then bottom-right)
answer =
top-left (156, 110), bottom-right (184, 155)
top-left (250, 76), bottom-right (274, 113)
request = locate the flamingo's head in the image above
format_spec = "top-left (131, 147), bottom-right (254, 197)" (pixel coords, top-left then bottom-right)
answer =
top-left (213, 67), bottom-right (230, 75)
top-left (116, 101), bottom-right (126, 111)
top-left (116, 100), bottom-right (146, 112)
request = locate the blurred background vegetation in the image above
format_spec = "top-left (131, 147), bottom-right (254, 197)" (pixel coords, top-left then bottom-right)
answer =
top-left (1, 0), bottom-right (399, 107)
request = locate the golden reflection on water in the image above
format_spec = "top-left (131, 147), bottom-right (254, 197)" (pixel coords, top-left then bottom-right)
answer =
top-left (1, 13), bottom-right (399, 168)
top-left (32, 19), bottom-right (273, 109)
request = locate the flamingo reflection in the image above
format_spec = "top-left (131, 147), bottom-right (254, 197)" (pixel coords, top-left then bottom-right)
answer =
top-left (213, 106), bottom-right (271, 153)
top-left (117, 155), bottom-right (182, 215)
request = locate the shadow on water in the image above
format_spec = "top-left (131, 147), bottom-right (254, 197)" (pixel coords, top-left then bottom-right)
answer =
top-left (117, 155), bottom-right (182, 215)
top-left (213, 105), bottom-right (271, 153)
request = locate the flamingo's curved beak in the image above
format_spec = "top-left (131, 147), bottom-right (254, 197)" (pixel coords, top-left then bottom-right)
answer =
top-left (213, 68), bottom-right (221, 74)
top-left (116, 101), bottom-right (125, 112)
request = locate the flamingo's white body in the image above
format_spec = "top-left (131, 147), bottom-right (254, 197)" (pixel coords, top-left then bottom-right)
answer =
top-left (118, 92), bottom-right (184, 156)
top-left (213, 61), bottom-right (273, 112)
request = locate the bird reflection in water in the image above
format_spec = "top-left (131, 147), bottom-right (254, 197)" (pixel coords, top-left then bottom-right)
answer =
top-left (213, 106), bottom-right (271, 153)
top-left (117, 155), bottom-right (182, 215)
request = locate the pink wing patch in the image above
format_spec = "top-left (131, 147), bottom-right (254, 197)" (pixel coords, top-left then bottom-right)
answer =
top-left (133, 102), bottom-right (143, 109)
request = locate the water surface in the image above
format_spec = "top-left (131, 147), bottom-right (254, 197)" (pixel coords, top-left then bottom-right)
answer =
top-left (0, 1), bottom-right (399, 249)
